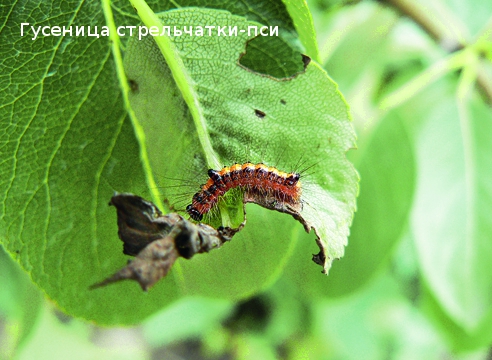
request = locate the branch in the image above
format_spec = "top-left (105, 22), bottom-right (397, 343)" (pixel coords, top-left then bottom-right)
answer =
top-left (383, 0), bottom-right (492, 104)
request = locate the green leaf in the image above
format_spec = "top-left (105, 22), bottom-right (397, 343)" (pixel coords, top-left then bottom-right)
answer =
top-left (282, 0), bottom-right (320, 61)
top-left (411, 91), bottom-right (492, 334)
top-left (0, 247), bottom-right (42, 359)
top-left (314, 273), bottom-right (450, 360)
top-left (127, 7), bottom-right (357, 273)
top-left (147, 0), bottom-right (312, 80)
top-left (421, 283), bottom-right (492, 351)
top-left (0, 0), bottom-right (179, 325)
top-left (0, 2), bottom-right (356, 325)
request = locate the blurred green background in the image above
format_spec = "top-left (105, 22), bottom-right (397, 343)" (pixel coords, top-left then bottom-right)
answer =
top-left (2, 0), bottom-right (492, 358)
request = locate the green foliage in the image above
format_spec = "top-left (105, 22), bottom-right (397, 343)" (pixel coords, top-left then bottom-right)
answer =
top-left (128, 7), bottom-right (356, 269)
top-left (311, 0), bottom-right (492, 352)
top-left (318, 112), bottom-right (416, 296)
top-left (1, 0), bottom-right (356, 325)
top-left (0, 248), bottom-right (42, 359)
top-left (411, 91), bottom-right (492, 333)
top-left (143, 297), bottom-right (234, 347)
top-left (2, 0), bottom-right (492, 357)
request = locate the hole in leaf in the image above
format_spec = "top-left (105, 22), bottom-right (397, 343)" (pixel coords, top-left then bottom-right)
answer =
top-left (255, 109), bottom-right (266, 118)
top-left (128, 79), bottom-right (139, 92)
top-left (239, 35), bottom-right (307, 79)
top-left (301, 54), bottom-right (311, 67)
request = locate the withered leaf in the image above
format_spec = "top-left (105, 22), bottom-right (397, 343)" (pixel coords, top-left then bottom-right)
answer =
top-left (109, 192), bottom-right (179, 256)
top-left (91, 232), bottom-right (179, 291)
top-left (91, 193), bottom-right (242, 291)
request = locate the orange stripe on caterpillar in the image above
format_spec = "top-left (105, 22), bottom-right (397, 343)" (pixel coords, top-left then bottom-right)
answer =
top-left (186, 163), bottom-right (302, 221)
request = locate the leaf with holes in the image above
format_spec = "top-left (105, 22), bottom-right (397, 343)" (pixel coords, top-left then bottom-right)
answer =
top-left (0, 1), bottom-right (356, 324)
top-left (128, 7), bottom-right (357, 273)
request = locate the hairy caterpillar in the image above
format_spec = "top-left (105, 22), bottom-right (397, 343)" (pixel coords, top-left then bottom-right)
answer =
top-left (186, 163), bottom-right (302, 221)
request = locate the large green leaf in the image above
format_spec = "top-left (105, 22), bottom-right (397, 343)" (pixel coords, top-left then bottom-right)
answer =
top-left (146, 0), bottom-right (310, 79)
top-left (313, 273), bottom-right (450, 360)
top-left (421, 283), bottom-right (492, 351)
top-left (1, 0), bottom-right (175, 325)
top-left (127, 7), bottom-right (357, 274)
top-left (0, 1), bottom-right (356, 324)
top-left (411, 90), bottom-right (492, 334)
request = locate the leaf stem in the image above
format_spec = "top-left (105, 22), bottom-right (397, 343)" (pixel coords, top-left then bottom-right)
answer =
top-left (378, 49), bottom-right (468, 111)
top-left (127, 0), bottom-right (221, 170)
top-left (383, 0), bottom-right (465, 50)
top-left (384, 0), bottom-right (492, 104)
top-left (101, 0), bottom-right (166, 212)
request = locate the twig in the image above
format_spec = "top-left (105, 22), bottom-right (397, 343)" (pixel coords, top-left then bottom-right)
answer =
top-left (383, 0), bottom-right (492, 105)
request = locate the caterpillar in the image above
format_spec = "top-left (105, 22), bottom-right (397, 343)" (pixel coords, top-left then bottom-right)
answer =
top-left (186, 163), bottom-right (302, 221)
